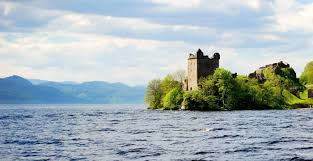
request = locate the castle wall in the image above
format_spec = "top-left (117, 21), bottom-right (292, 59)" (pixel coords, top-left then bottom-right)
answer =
top-left (187, 58), bottom-right (198, 91)
top-left (198, 58), bottom-right (219, 79)
top-left (187, 50), bottom-right (220, 91)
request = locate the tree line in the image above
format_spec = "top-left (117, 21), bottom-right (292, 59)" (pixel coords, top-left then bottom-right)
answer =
top-left (145, 61), bottom-right (313, 110)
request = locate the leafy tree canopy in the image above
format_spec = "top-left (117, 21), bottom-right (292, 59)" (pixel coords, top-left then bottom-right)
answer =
top-left (145, 79), bottom-right (163, 109)
top-left (146, 64), bottom-right (313, 111)
top-left (163, 88), bottom-right (183, 110)
top-left (300, 61), bottom-right (313, 85)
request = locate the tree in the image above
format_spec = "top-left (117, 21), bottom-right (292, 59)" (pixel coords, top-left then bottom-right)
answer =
top-left (212, 68), bottom-right (235, 109)
top-left (171, 70), bottom-right (186, 84)
top-left (144, 79), bottom-right (163, 109)
top-left (146, 62), bottom-right (309, 110)
top-left (199, 76), bottom-right (218, 96)
top-left (300, 61), bottom-right (313, 85)
top-left (161, 74), bottom-right (181, 94)
top-left (182, 90), bottom-right (219, 111)
top-left (163, 88), bottom-right (183, 110)
top-left (232, 76), bottom-right (257, 110)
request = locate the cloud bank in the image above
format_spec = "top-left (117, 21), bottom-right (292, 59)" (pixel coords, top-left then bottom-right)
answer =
top-left (0, 0), bottom-right (312, 85)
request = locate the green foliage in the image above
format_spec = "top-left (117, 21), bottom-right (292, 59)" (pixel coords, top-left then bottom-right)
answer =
top-left (299, 90), bottom-right (308, 100)
top-left (280, 68), bottom-right (304, 94)
top-left (181, 76), bottom-right (219, 111)
top-left (161, 75), bottom-right (181, 94)
top-left (283, 90), bottom-right (313, 107)
top-left (183, 68), bottom-right (288, 110)
top-left (182, 68), bottom-right (235, 111)
top-left (212, 68), bottom-right (235, 109)
top-left (261, 66), bottom-right (304, 98)
top-left (146, 64), bottom-right (312, 110)
top-left (300, 61), bottom-right (313, 85)
top-left (231, 76), bottom-right (259, 110)
top-left (280, 68), bottom-right (297, 81)
top-left (144, 79), bottom-right (163, 109)
top-left (182, 90), bottom-right (219, 111)
top-left (163, 88), bottom-right (183, 110)
top-left (145, 71), bottom-right (184, 109)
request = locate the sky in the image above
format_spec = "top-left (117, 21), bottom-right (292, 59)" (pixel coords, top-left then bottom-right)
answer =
top-left (0, 0), bottom-right (313, 86)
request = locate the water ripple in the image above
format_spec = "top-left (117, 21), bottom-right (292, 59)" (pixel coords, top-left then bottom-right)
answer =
top-left (0, 105), bottom-right (313, 160)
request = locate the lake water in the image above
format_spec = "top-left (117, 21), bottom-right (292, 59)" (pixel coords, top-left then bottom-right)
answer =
top-left (0, 104), bottom-right (313, 161)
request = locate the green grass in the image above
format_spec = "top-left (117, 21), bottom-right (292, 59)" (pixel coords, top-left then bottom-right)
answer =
top-left (283, 90), bottom-right (313, 107)
top-left (306, 85), bottom-right (313, 89)
top-left (299, 90), bottom-right (308, 100)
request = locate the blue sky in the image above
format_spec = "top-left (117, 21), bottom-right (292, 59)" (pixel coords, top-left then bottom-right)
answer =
top-left (0, 0), bottom-right (313, 85)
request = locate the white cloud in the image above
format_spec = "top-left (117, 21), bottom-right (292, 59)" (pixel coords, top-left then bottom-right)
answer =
top-left (1, 29), bottom-right (311, 84)
top-left (241, 0), bottom-right (261, 10)
top-left (0, 32), bottom-right (196, 85)
top-left (1, 2), bottom-right (16, 16)
top-left (149, 0), bottom-right (262, 11)
top-left (149, 0), bottom-right (201, 9)
top-left (1, 30), bottom-right (262, 85)
top-left (0, 0), bottom-right (313, 85)
top-left (272, 0), bottom-right (313, 32)
top-left (40, 12), bottom-right (217, 40)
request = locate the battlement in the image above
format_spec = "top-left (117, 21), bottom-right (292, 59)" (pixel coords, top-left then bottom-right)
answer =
top-left (188, 49), bottom-right (220, 60)
top-left (184, 49), bottom-right (220, 91)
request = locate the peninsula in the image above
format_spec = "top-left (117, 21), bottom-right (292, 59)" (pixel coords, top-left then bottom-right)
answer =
top-left (145, 49), bottom-right (313, 110)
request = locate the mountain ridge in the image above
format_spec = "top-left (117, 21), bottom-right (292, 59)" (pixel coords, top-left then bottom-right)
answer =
top-left (0, 75), bottom-right (145, 104)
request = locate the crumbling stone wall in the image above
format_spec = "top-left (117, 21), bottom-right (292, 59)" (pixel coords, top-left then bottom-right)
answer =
top-left (249, 61), bottom-right (290, 82)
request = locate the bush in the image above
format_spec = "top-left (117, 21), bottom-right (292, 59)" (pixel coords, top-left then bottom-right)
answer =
top-left (144, 79), bottom-right (163, 109)
top-left (300, 61), bottom-right (313, 85)
top-left (161, 75), bottom-right (181, 94)
top-left (145, 71), bottom-right (184, 109)
top-left (182, 90), bottom-right (219, 111)
top-left (163, 88), bottom-right (183, 110)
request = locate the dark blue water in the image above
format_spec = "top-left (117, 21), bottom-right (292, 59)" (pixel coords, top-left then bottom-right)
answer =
top-left (0, 104), bottom-right (313, 161)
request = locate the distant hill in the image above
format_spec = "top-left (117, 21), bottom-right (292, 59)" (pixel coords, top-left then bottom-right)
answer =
top-left (0, 75), bottom-right (145, 104)
top-left (38, 81), bottom-right (145, 104)
top-left (0, 75), bottom-right (79, 103)
top-left (29, 79), bottom-right (78, 85)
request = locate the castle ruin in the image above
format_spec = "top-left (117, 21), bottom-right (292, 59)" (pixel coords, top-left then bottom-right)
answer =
top-left (184, 49), bottom-right (220, 91)
top-left (248, 61), bottom-right (290, 82)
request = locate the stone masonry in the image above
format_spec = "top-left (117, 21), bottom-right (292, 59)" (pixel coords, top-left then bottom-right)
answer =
top-left (184, 49), bottom-right (220, 91)
top-left (248, 61), bottom-right (290, 82)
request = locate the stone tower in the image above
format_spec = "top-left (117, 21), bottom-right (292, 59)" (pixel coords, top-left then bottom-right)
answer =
top-left (185, 49), bottom-right (220, 91)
